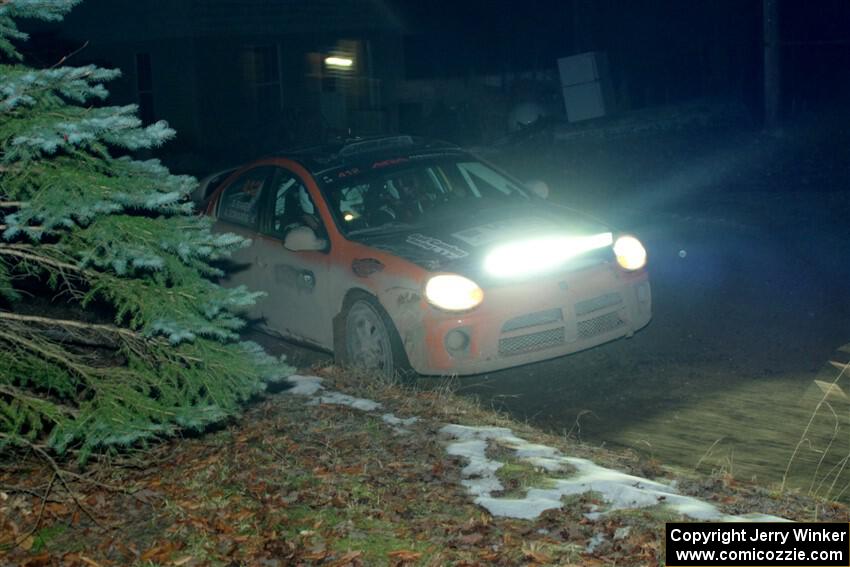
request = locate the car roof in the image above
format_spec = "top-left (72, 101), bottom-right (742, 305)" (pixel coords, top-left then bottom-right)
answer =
top-left (270, 135), bottom-right (467, 177)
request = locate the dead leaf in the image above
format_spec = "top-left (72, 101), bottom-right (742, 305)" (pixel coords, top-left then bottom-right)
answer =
top-left (459, 533), bottom-right (484, 545)
top-left (45, 502), bottom-right (70, 516)
top-left (177, 499), bottom-right (202, 510)
top-left (329, 550), bottom-right (363, 566)
top-left (387, 549), bottom-right (422, 561)
top-left (172, 557), bottom-right (193, 566)
top-left (230, 510), bottom-right (253, 522)
top-left (523, 545), bottom-right (552, 563)
top-left (21, 552), bottom-right (51, 567)
top-left (303, 549), bottom-right (331, 561)
top-left (140, 541), bottom-right (177, 563)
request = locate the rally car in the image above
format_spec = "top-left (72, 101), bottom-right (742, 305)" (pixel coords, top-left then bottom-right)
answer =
top-left (202, 136), bottom-right (651, 376)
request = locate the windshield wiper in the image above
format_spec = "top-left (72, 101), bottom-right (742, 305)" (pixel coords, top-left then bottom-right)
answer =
top-left (348, 222), bottom-right (416, 236)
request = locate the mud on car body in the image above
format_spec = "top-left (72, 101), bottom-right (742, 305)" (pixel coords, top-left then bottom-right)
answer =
top-left (203, 136), bottom-right (651, 377)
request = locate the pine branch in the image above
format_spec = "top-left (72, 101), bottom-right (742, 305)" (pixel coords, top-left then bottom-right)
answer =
top-left (0, 384), bottom-right (79, 417)
top-left (49, 40), bottom-right (88, 69)
top-left (0, 246), bottom-right (81, 273)
top-left (0, 225), bottom-right (43, 232)
top-left (0, 310), bottom-right (137, 340)
top-left (0, 1), bottom-right (290, 459)
top-left (0, 328), bottom-right (94, 382)
top-left (0, 311), bottom-right (206, 367)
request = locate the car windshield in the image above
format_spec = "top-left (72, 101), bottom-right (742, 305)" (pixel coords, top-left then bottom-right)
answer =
top-left (321, 157), bottom-right (532, 235)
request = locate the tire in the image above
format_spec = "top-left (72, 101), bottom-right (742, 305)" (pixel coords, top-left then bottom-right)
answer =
top-left (341, 295), bottom-right (411, 379)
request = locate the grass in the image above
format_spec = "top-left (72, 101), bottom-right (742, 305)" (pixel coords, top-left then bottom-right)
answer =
top-left (1, 363), bottom-right (847, 566)
top-left (494, 461), bottom-right (556, 497)
top-left (30, 524), bottom-right (67, 553)
top-left (784, 355), bottom-right (850, 501)
top-left (483, 441), bottom-right (560, 497)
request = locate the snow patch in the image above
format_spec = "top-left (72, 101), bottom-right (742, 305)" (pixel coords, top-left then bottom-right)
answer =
top-left (477, 495), bottom-right (563, 520)
top-left (440, 424), bottom-right (787, 522)
top-left (586, 532), bottom-right (606, 553)
top-left (382, 413), bottom-right (420, 427)
top-left (308, 391), bottom-right (382, 412)
top-left (382, 413), bottom-right (420, 434)
top-left (284, 377), bottom-right (786, 525)
top-left (285, 375), bottom-right (381, 411)
top-left (285, 374), bottom-right (324, 396)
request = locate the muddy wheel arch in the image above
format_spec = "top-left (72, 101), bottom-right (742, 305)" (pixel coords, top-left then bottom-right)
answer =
top-left (333, 288), bottom-right (415, 377)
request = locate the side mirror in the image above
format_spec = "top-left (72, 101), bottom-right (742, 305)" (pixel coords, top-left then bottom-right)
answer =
top-left (284, 226), bottom-right (327, 251)
top-left (525, 179), bottom-right (550, 200)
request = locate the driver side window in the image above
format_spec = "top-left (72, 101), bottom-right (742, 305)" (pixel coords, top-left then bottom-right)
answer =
top-left (267, 169), bottom-right (324, 240)
top-left (219, 167), bottom-right (272, 228)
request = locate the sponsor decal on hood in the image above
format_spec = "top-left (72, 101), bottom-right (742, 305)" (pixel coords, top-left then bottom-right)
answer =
top-left (451, 217), bottom-right (560, 247)
top-left (405, 233), bottom-right (469, 260)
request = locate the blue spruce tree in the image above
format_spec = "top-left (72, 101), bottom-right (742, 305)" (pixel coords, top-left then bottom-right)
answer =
top-left (0, 0), bottom-right (292, 460)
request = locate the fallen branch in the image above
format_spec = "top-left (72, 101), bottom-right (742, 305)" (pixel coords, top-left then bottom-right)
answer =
top-left (57, 469), bottom-right (144, 498)
top-left (0, 433), bottom-right (114, 531)
top-left (0, 483), bottom-right (65, 500)
top-left (13, 472), bottom-right (57, 548)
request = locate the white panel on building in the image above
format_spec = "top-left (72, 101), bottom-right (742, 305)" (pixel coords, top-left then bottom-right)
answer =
top-left (557, 52), bottom-right (600, 87)
top-left (557, 51), bottom-right (612, 122)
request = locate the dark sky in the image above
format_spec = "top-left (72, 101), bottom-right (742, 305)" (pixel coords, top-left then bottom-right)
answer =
top-left (393, 0), bottom-right (850, 108)
top-left (21, 0), bottom-right (850, 117)
top-left (396, 0), bottom-right (575, 77)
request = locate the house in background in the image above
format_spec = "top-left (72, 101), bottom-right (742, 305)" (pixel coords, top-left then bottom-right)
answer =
top-left (34, 0), bottom-right (405, 172)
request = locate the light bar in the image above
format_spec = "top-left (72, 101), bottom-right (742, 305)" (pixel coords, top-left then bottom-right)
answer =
top-left (324, 56), bottom-right (353, 68)
top-left (484, 232), bottom-right (613, 278)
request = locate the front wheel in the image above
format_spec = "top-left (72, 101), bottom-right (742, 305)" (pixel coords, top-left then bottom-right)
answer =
top-left (342, 297), bottom-right (410, 379)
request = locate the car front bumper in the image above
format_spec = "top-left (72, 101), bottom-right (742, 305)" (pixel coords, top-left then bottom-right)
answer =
top-left (407, 263), bottom-right (651, 376)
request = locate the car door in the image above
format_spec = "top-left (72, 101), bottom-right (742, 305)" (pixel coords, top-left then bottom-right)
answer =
top-left (253, 167), bottom-right (334, 348)
top-left (214, 165), bottom-right (276, 322)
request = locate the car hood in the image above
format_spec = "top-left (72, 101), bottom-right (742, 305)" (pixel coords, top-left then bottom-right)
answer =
top-left (349, 202), bottom-right (613, 280)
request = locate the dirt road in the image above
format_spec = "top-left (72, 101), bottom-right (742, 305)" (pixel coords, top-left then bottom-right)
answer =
top-left (458, 192), bottom-right (850, 491)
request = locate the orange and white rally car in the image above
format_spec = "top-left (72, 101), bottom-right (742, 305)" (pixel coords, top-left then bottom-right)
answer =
top-left (202, 136), bottom-right (651, 376)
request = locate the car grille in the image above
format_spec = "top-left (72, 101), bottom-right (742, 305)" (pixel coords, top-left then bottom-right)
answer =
top-left (499, 327), bottom-right (566, 356)
top-left (575, 292), bottom-right (623, 316)
top-left (497, 291), bottom-right (626, 358)
top-left (577, 310), bottom-right (625, 338)
top-left (501, 308), bottom-right (563, 332)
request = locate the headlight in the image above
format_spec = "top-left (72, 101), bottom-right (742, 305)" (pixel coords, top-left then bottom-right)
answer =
top-left (613, 235), bottom-right (647, 271)
top-left (484, 232), bottom-right (613, 278)
top-left (425, 274), bottom-right (484, 311)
